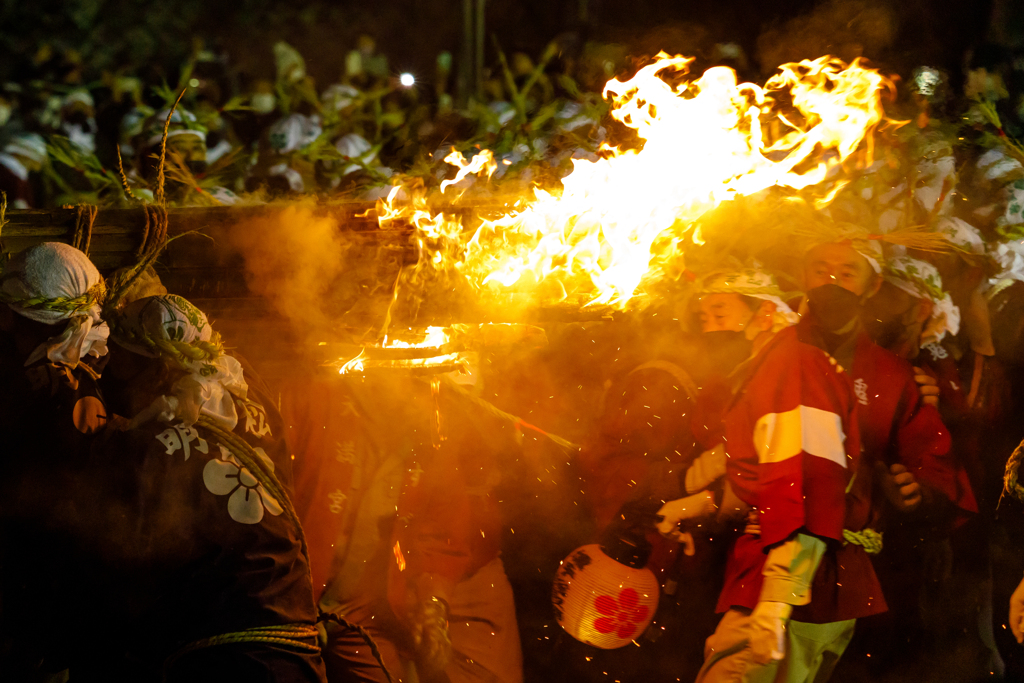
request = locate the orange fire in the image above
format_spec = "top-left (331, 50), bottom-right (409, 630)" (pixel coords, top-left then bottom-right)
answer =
top-left (382, 326), bottom-right (450, 349)
top-left (381, 54), bottom-right (893, 309)
top-left (335, 326), bottom-right (463, 375)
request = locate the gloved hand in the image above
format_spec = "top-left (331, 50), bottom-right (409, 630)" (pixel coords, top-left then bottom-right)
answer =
top-left (685, 444), bottom-right (727, 494)
top-left (656, 490), bottom-right (716, 542)
top-left (1010, 574), bottom-right (1024, 644)
top-left (749, 601), bottom-right (792, 664)
top-left (411, 596), bottom-right (452, 673)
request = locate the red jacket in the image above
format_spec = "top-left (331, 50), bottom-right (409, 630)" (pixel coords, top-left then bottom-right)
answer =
top-left (716, 326), bottom-right (884, 622)
top-left (849, 334), bottom-right (977, 530)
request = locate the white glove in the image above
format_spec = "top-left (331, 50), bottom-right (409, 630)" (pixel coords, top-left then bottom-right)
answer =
top-left (656, 491), bottom-right (716, 542)
top-left (749, 601), bottom-right (792, 664)
top-left (1010, 573), bottom-right (1024, 644)
top-left (685, 444), bottom-right (727, 494)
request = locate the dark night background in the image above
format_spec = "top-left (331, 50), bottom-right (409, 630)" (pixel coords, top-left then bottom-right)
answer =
top-left (0, 0), bottom-right (1013, 96)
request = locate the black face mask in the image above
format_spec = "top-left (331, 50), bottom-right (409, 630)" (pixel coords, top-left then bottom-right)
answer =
top-left (702, 330), bottom-right (753, 376)
top-left (186, 159), bottom-right (208, 175)
top-left (807, 284), bottom-right (863, 333)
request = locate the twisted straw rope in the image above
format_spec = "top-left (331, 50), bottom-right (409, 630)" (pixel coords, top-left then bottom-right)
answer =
top-left (0, 280), bottom-right (105, 314)
top-left (72, 204), bottom-right (97, 256)
top-left (1003, 437), bottom-right (1024, 505)
top-left (190, 416), bottom-right (395, 683)
top-left (843, 527), bottom-right (883, 555)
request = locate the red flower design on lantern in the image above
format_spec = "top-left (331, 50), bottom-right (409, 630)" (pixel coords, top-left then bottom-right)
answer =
top-left (593, 587), bottom-right (650, 639)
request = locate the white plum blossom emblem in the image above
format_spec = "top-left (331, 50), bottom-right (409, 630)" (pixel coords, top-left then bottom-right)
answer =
top-left (203, 445), bottom-right (284, 524)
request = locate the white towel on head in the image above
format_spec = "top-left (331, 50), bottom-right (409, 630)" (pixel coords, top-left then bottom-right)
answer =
top-left (1, 242), bottom-right (108, 368)
top-left (115, 295), bottom-right (248, 431)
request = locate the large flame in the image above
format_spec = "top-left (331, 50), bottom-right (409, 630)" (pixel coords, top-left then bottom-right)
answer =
top-left (382, 54), bottom-right (893, 309)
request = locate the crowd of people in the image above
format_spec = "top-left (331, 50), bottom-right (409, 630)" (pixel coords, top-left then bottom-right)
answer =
top-left (0, 35), bottom-right (611, 210)
top-left (7, 31), bottom-right (1024, 683)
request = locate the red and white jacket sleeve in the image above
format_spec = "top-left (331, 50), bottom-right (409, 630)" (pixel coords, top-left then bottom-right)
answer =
top-left (728, 332), bottom-right (859, 548)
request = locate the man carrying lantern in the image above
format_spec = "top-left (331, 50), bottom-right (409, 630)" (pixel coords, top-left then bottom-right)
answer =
top-left (657, 266), bottom-right (882, 683)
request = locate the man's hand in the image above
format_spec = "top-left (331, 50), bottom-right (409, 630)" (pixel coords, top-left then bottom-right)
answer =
top-left (656, 491), bottom-right (716, 542)
top-left (749, 601), bottom-right (792, 664)
top-left (877, 461), bottom-right (923, 512)
top-left (913, 367), bottom-right (940, 408)
top-left (1010, 575), bottom-right (1024, 644)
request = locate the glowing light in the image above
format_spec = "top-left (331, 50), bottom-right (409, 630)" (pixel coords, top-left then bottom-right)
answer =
top-left (393, 541), bottom-right (406, 571)
top-left (339, 349), bottom-right (367, 374)
top-left (382, 326), bottom-right (449, 348)
top-left (379, 54), bottom-right (894, 310)
top-left (399, 73), bottom-right (415, 87)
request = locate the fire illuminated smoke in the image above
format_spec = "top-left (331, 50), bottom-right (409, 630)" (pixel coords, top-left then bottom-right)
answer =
top-left (379, 53), bottom-right (894, 309)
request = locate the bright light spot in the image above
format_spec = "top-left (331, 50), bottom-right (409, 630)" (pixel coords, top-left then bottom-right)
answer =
top-left (188, 78), bottom-right (200, 88)
top-left (399, 72), bottom-right (415, 87)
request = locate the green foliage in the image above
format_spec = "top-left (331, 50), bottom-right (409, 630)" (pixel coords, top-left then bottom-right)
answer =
top-left (46, 135), bottom-right (128, 206)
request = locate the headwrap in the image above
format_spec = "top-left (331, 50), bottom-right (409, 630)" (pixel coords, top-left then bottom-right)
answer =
top-left (62, 89), bottom-right (95, 112)
top-left (322, 84), bottom-right (360, 111)
top-left (4, 133), bottom-right (47, 166)
top-left (268, 113), bottom-right (322, 154)
top-left (112, 295), bottom-right (248, 431)
top-left (144, 108), bottom-right (207, 149)
top-left (0, 243), bottom-right (108, 368)
top-left (335, 133), bottom-right (376, 175)
top-left (851, 237), bottom-right (883, 274)
top-left (910, 67), bottom-right (948, 104)
top-left (884, 256), bottom-right (960, 347)
top-left (120, 105), bottom-right (155, 149)
top-left (699, 268), bottom-right (800, 332)
top-left (274, 41), bottom-right (307, 83)
top-left (935, 217), bottom-right (986, 256)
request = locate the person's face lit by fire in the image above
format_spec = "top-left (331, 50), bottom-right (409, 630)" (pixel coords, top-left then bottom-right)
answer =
top-left (698, 293), bottom-right (755, 333)
top-left (803, 242), bottom-right (880, 298)
top-left (697, 293), bottom-right (777, 335)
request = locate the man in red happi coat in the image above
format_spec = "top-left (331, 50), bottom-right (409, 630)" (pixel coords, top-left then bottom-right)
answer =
top-left (658, 268), bottom-right (880, 683)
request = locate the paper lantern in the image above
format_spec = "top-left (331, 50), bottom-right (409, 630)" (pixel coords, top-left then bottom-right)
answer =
top-left (551, 543), bottom-right (660, 649)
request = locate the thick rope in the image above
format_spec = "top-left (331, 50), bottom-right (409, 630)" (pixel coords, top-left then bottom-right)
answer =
top-left (195, 415), bottom-right (300, 538)
top-left (72, 204), bottom-right (97, 256)
top-left (319, 613), bottom-right (395, 683)
top-left (843, 528), bottom-right (883, 555)
top-left (1002, 437), bottom-right (1024, 506)
top-left (0, 280), bottom-right (105, 314)
top-left (110, 319), bottom-right (225, 372)
top-left (141, 204), bottom-right (169, 258)
top-left (104, 204), bottom-right (169, 315)
top-left (136, 204), bottom-right (152, 258)
top-left (164, 623), bottom-right (320, 677)
top-left (188, 417), bottom-right (395, 683)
